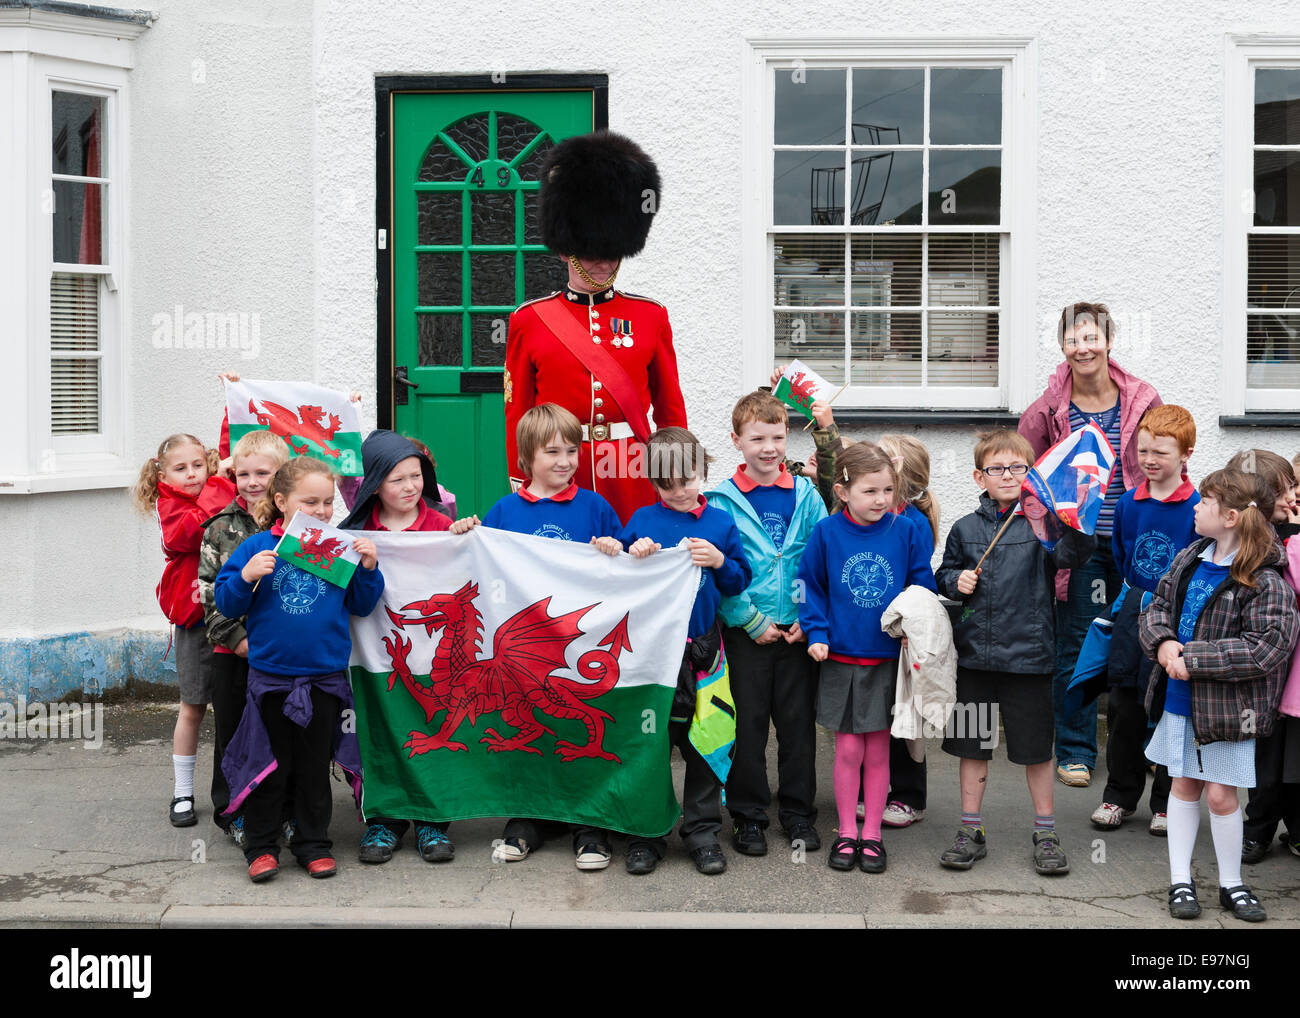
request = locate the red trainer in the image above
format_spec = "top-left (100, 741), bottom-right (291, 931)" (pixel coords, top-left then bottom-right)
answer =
top-left (248, 854), bottom-right (279, 883)
top-left (306, 857), bottom-right (337, 879)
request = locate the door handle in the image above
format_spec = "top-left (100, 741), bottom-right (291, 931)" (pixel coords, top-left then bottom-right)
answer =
top-left (395, 365), bottom-right (419, 405)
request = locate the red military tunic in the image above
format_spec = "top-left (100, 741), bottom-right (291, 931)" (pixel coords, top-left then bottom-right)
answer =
top-left (505, 284), bottom-right (688, 522)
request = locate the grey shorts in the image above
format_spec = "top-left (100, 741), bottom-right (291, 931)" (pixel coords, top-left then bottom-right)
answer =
top-left (174, 623), bottom-right (214, 705)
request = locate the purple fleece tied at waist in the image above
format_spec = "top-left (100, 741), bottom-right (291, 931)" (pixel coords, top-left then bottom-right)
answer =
top-left (221, 666), bottom-right (363, 816)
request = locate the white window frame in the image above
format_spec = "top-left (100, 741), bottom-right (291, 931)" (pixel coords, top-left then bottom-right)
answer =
top-left (741, 36), bottom-right (1038, 412)
top-left (1224, 33), bottom-right (1300, 415)
top-left (0, 5), bottom-right (149, 493)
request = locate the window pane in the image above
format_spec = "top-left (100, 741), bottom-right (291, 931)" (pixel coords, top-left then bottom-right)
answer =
top-left (928, 150), bottom-right (1001, 225)
top-left (775, 235), bottom-right (846, 307)
top-left (852, 311), bottom-right (921, 386)
top-left (523, 190), bottom-right (544, 243)
top-left (419, 138), bottom-right (469, 181)
top-left (1253, 151), bottom-right (1300, 226)
top-left (1247, 234), bottom-right (1300, 307)
top-left (417, 252), bottom-right (462, 306)
top-left (52, 180), bottom-right (103, 264)
top-left (517, 135), bottom-right (554, 180)
top-left (52, 92), bottom-right (104, 176)
top-left (774, 150), bottom-right (846, 225)
top-left (850, 150), bottom-right (922, 224)
top-left (930, 68), bottom-right (1001, 145)
top-left (851, 69), bottom-right (923, 145)
top-left (417, 313), bottom-right (462, 365)
top-left (774, 68), bottom-right (845, 145)
top-left (51, 358), bottom-right (101, 435)
top-left (50, 270), bottom-right (100, 435)
top-left (417, 192), bottom-right (460, 245)
top-left (469, 312), bottom-right (508, 366)
top-left (928, 234), bottom-right (1000, 306)
top-left (850, 235), bottom-right (922, 307)
top-left (1255, 69), bottom-right (1300, 145)
top-left (496, 113), bottom-right (542, 164)
top-left (928, 311), bottom-right (999, 386)
top-left (51, 272), bottom-right (99, 351)
top-left (1247, 313), bottom-right (1300, 388)
top-left (471, 191), bottom-right (514, 245)
top-left (523, 251), bottom-right (566, 300)
top-left (470, 252), bottom-right (515, 305)
top-left (445, 114), bottom-right (490, 164)
top-left (774, 235), bottom-right (845, 381)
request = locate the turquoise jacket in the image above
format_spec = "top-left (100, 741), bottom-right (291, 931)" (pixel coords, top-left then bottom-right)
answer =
top-left (707, 471), bottom-right (828, 636)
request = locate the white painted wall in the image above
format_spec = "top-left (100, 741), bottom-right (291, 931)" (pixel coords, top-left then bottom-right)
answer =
top-left (4, 0), bottom-right (1298, 639)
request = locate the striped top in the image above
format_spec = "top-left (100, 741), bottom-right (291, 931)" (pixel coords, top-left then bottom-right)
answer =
top-left (1068, 399), bottom-right (1125, 537)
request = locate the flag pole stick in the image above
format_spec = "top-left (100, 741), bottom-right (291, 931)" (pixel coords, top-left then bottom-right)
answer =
top-left (802, 381), bottom-right (851, 431)
top-left (974, 501), bottom-right (1020, 573)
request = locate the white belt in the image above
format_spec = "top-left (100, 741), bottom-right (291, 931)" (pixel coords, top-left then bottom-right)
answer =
top-left (582, 422), bottom-right (634, 441)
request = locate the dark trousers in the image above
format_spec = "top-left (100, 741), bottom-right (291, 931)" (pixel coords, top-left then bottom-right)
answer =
top-left (209, 651), bottom-right (249, 827)
top-left (723, 626), bottom-right (818, 829)
top-left (1101, 686), bottom-right (1170, 813)
top-left (242, 687), bottom-right (340, 865)
top-left (1245, 726), bottom-right (1300, 844)
top-left (630, 719), bottom-right (722, 857)
top-left (502, 818), bottom-right (610, 853)
top-left (888, 736), bottom-right (927, 810)
top-left (1053, 544), bottom-right (1121, 768)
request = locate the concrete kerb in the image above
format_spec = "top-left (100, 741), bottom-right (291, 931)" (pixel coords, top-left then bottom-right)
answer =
top-left (2, 903), bottom-right (1277, 929)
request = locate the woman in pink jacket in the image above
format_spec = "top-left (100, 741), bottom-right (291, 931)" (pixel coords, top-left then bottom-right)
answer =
top-left (1019, 303), bottom-right (1162, 788)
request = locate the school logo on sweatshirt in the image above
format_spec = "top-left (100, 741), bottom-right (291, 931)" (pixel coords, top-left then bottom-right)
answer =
top-left (273, 564), bottom-right (327, 615)
top-left (1133, 531), bottom-right (1176, 581)
top-left (534, 523), bottom-right (573, 542)
top-left (760, 511), bottom-right (787, 547)
top-left (1179, 577), bottom-right (1220, 642)
top-left (841, 552), bottom-right (894, 608)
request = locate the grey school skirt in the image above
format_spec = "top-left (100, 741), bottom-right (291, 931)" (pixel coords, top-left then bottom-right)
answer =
top-left (817, 659), bottom-right (895, 735)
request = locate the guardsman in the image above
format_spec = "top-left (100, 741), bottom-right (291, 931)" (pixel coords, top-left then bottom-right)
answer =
top-left (504, 131), bottom-right (687, 522)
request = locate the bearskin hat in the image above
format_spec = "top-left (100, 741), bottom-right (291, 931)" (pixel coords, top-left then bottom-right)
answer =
top-left (539, 131), bottom-right (661, 260)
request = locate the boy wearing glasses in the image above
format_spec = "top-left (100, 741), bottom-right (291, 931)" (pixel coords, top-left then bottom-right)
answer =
top-left (934, 430), bottom-right (1094, 875)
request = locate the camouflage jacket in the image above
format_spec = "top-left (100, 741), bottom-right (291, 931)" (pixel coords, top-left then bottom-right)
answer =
top-left (785, 421), bottom-right (842, 513)
top-left (198, 498), bottom-right (261, 651)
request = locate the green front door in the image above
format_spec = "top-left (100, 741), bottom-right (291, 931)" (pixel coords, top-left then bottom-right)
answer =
top-left (391, 90), bottom-right (595, 518)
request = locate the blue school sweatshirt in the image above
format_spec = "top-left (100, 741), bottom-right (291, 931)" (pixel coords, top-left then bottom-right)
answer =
top-left (1112, 477), bottom-right (1200, 593)
top-left (619, 498), bottom-right (752, 638)
top-left (1166, 545), bottom-right (1235, 716)
top-left (797, 509), bottom-right (937, 658)
top-left (214, 527), bottom-right (385, 677)
top-left (482, 480), bottom-right (621, 543)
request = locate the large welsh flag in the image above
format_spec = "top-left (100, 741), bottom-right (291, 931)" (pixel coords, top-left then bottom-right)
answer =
top-left (348, 528), bottom-right (698, 836)
top-left (224, 378), bottom-right (363, 475)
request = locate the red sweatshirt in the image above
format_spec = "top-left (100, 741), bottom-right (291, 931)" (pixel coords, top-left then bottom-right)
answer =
top-left (155, 476), bottom-right (237, 626)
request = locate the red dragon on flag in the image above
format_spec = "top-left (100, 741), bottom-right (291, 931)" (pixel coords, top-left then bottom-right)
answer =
top-left (248, 399), bottom-right (344, 458)
top-left (381, 581), bottom-right (632, 763)
top-left (786, 371), bottom-right (817, 410)
top-left (294, 528), bottom-right (349, 570)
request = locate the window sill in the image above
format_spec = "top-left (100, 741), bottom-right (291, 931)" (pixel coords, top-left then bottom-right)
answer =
top-left (787, 408), bottom-right (1021, 428)
top-left (0, 470), bottom-right (137, 494)
top-left (1218, 414), bottom-right (1300, 429)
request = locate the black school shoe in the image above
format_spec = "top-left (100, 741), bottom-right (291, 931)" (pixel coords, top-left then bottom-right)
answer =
top-left (625, 844), bottom-right (658, 876)
top-left (1168, 882), bottom-right (1201, 919)
top-left (169, 796), bottom-right (197, 828)
top-left (858, 839), bottom-right (887, 874)
top-left (782, 818), bottom-right (821, 852)
top-left (731, 820), bottom-right (767, 856)
top-left (1219, 885), bottom-right (1266, 922)
top-left (690, 844), bottom-right (727, 875)
top-left (1242, 838), bottom-right (1268, 864)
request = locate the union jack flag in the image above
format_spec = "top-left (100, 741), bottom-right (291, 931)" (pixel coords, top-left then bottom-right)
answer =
top-left (1018, 422), bottom-right (1118, 550)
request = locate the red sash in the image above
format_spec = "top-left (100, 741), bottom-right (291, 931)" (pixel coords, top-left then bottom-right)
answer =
top-left (531, 299), bottom-right (651, 445)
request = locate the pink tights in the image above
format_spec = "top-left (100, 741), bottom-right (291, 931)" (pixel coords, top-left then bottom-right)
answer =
top-left (834, 730), bottom-right (890, 856)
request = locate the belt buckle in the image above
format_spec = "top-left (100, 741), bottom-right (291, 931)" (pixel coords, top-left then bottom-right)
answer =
top-left (590, 423), bottom-right (610, 441)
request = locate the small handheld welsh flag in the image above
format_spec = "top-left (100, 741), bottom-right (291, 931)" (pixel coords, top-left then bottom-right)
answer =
top-left (224, 378), bottom-right (363, 475)
top-left (772, 360), bottom-right (835, 420)
top-left (1019, 422), bottom-right (1118, 550)
top-left (275, 510), bottom-right (362, 588)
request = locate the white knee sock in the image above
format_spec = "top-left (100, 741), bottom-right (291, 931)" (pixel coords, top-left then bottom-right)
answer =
top-left (1166, 794), bottom-right (1201, 885)
top-left (172, 754), bottom-right (195, 800)
top-left (1210, 807), bottom-right (1244, 889)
